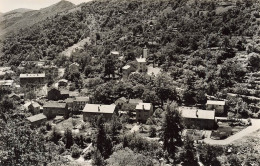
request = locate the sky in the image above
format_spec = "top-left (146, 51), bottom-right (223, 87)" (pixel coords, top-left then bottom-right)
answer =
top-left (0, 0), bottom-right (92, 13)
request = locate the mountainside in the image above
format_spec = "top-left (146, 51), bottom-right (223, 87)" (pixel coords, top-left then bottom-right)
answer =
top-left (0, 0), bottom-right (75, 37)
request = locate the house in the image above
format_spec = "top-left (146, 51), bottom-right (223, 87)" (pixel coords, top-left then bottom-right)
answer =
top-left (43, 102), bottom-right (68, 119)
top-left (69, 62), bottom-right (80, 73)
top-left (115, 97), bottom-right (127, 106)
top-left (0, 80), bottom-right (14, 87)
top-left (136, 57), bottom-right (147, 73)
top-left (73, 97), bottom-right (90, 112)
top-left (82, 104), bottom-right (116, 121)
top-left (58, 79), bottom-right (68, 87)
top-left (60, 90), bottom-right (70, 100)
top-left (122, 65), bottom-right (132, 80)
top-left (26, 113), bottom-right (47, 127)
top-left (179, 107), bottom-right (216, 130)
top-left (135, 103), bottom-right (153, 122)
top-left (206, 100), bottom-right (226, 116)
top-left (28, 102), bottom-right (41, 114)
top-left (65, 98), bottom-right (74, 110)
top-left (20, 73), bottom-right (45, 86)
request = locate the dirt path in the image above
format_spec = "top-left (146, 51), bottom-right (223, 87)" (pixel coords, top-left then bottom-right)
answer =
top-left (204, 119), bottom-right (260, 145)
top-left (61, 37), bottom-right (90, 57)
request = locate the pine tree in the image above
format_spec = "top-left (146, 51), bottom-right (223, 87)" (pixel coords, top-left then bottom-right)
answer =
top-left (161, 103), bottom-right (183, 159)
top-left (64, 128), bottom-right (73, 149)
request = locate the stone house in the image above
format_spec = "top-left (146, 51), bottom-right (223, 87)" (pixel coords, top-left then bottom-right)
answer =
top-left (135, 103), bottom-right (153, 122)
top-left (43, 102), bottom-right (68, 119)
top-left (83, 104), bottom-right (116, 121)
top-left (179, 107), bottom-right (216, 130)
top-left (72, 97), bottom-right (90, 112)
top-left (26, 113), bottom-right (47, 127)
top-left (20, 73), bottom-right (45, 86)
top-left (206, 100), bottom-right (225, 116)
top-left (28, 102), bottom-right (41, 115)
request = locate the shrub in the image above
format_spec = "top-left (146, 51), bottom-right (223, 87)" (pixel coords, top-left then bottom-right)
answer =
top-left (71, 144), bottom-right (81, 158)
top-left (149, 126), bottom-right (157, 138)
top-left (46, 122), bottom-right (52, 131)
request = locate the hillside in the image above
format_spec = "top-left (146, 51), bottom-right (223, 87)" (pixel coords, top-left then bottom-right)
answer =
top-left (0, 0), bottom-right (75, 37)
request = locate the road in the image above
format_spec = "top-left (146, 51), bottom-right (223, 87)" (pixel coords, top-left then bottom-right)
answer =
top-left (204, 119), bottom-right (260, 145)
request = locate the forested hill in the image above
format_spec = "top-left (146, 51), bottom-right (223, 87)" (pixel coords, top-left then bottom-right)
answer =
top-left (1, 0), bottom-right (260, 66)
top-left (0, 0), bottom-right (75, 37)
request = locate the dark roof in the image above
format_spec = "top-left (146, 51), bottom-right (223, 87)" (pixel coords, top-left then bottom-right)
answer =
top-left (43, 102), bottom-right (66, 108)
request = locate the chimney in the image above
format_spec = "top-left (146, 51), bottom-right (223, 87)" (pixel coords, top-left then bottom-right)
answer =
top-left (143, 46), bottom-right (148, 58)
top-left (98, 105), bottom-right (101, 112)
top-left (196, 110), bottom-right (198, 118)
top-left (142, 104), bottom-right (145, 110)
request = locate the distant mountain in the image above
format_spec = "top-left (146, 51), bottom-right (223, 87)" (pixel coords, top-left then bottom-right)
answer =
top-left (0, 0), bottom-right (75, 36)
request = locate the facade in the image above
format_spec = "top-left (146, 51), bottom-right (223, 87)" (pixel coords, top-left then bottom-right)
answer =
top-left (73, 97), bottom-right (90, 112)
top-left (0, 80), bottom-right (14, 87)
top-left (206, 100), bottom-right (225, 116)
top-left (135, 103), bottom-right (153, 122)
top-left (122, 65), bottom-right (131, 80)
top-left (69, 62), bottom-right (80, 73)
top-left (179, 107), bottom-right (216, 130)
top-left (28, 102), bottom-right (41, 114)
top-left (20, 73), bottom-right (45, 86)
top-left (136, 57), bottom-right (147, 73)
top-left (82, 104), bottom-right (116, 121)
top-left (43, 102), bottom-right (68, 119)
top-left (60, 90), bottom-right (70, 100)
top-left (8, 93), bottom-right (20, 101)
top-left (26, 113), bottom-right (47, 127)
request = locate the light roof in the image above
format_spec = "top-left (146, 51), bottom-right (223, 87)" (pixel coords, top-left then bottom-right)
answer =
top-left (179, 107), bottom-right (215, 120)
top-left (136, 57), bottom-right (146, 63)
top-left (136, 103), bottom-right (152, 110)
top-left (20, 73), bottom-right (45, 78)
top-left (206, 100), bottom-right (225, 106)
top-left (27, 113), bottom-right (46, 122)
top-left (83, 104), bottom-right (115, 114)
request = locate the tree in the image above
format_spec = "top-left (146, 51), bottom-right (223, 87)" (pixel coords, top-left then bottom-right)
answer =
top-left (92, 149), bottom-right (105, 166)
top-left (104, 55), bottom-right (116, 78)
top-left (64, 128), bottom-right (73, 149)
top-left (95, 115), bottom-right (112, 159)
top-left (161, 103), bottom-right (183, 159)
top-left (180, 137), bottom-right (198, 166)
top-left (198, 144), bottom-right (221, 166)
top-left (149, 126), bottom-right (156, 138)
top-left (110, 114), bottom-right (122, 141)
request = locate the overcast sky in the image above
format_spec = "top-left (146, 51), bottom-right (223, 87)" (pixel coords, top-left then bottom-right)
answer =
top-left (0, 0), bottom-right (92, 13)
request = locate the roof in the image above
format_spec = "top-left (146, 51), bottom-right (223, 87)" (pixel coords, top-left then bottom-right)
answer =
top-left (60, 90), bottom-right (69, 95)
top-left (179, 107), bottom-right (215, 120)
top-left (65, 98), bottom-right (74, 103)
top-left (58, 79), bottom-right (68, 83)
top-left (122, 65), bottom-right (131, 70)
top-left (111, 51), bottom-right (120, 55)
top-left (75, 97), bottom-right (89, 102)
top-left (136, 57), bottom-right (146, 63)
top-left (116, 97), bottom-right (127, 102)
top-left (20, 73), bottom-right (45, 78)
top-left (136, 103), bottom-right (152, 110)
top-left (29, 102), bottom-right (40, 108)
top-left (206, 100), bottom-right (225, 106)
top-left (43, 102), bottom-right (66, 108)
top-left (129, 99), bottom-right (143, 104)
top-left (0, 80), bottom-right (14, 86)
top-left (83, 104), bottom-right (116, 114)
top-left (8, 93), bottom-right (20, 98)
top-left (27, 113), bottom-right (47, 122)
top-left (69, 62), bottom-right (79, 67)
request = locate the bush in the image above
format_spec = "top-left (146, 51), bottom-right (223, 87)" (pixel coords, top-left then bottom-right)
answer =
top-left (46, 122), bottom-right (52, 131)
top-left (149, 126), bottom-right (157, 138)
top-left (71, 144), bottom-right (81, 158)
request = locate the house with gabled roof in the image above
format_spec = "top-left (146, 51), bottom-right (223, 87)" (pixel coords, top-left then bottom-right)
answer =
top-left (136, 103), bottom-right (153, 122)
top-left (28, 101), bottom-right (41, 115)
top-left (206, 100), bottom-right (226, 116)
top-left (179, 107), bottom-right (216, 129)
top-left (83, 104), bottom-right (116, 121)
top-left (26, 113), bottom-right (47, 127)
top-left (20, 73), bottom-right (45, 86)
top-left (73, 97), bottom-right (90, 112)
top-left (43, 102), bottom-right (68, 119)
